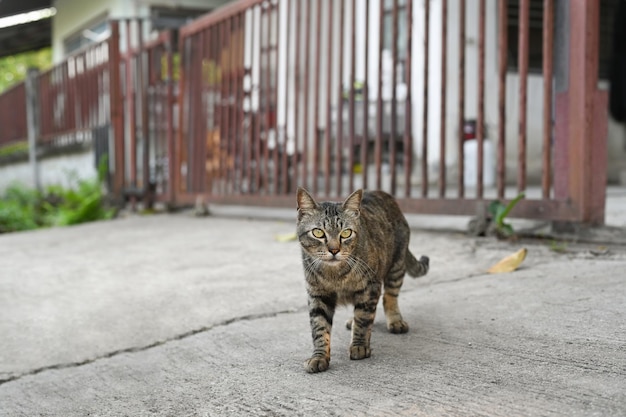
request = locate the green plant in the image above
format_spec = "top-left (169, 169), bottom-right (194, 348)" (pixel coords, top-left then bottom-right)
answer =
top-left (0, 183), bottom-right (43, 232)
top-left (45, 156), bottom-right (114, 226)
top-left (0, 156), bottom-right (114, 233)
top-left (488, 193), bottom-right (525, 238)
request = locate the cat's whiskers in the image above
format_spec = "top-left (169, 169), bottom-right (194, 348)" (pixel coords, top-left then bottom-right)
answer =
top-left (304, 257), bottom-right (323, 275)
top-left (346, 255), bottom-right (376, 279)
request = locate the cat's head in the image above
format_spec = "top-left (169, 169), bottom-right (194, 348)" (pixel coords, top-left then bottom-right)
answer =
top-left (296, 187), bottom-right (362, 265)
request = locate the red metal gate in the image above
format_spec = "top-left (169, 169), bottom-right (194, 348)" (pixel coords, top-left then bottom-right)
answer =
top-left (107, 20), bottom-right (178, 206)
top-left (171, 0), bottom-right (608, 225)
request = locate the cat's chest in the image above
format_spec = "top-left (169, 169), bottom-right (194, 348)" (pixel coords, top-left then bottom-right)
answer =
top-left (310, 265), bottom-right (377, 301)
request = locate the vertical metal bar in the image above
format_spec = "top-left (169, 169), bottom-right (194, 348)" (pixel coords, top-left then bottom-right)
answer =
top-left (200, 28), bottom-right (210, 193)
top-left (244, 14), bottom-right (254, 195)
top-left (390, 0), bottom-right (399, 196)
top-left (165, 31), bottom-right (176, 206)
top-left (217, 24), bottom-right (227, 194)
top-left (186, 34), bottom-right (196, 193)
top-left (262, 5), bottom-right (272, 195)
top-left (542, 0), bottom-right (554, 199)
top-left (273, 1), bottom-right (281, 195)
top-left (253, 5), bottom-right (263, 193)
top-left (235, 13), bottom-right (246, 195)
top-left (518, 0), bottom-right (529, 193)
top-left (139, 20), bottom-right (151, 205)
top-left (439, 0), bottom-right (447, 198)
top-left (313, 0), bottom-right (322, 195)
top-left (457, 0), bottom-right (465, 198)
top-left (223, 20), bottom-right (234, 194)
top-left (361, 0), bottom-right (370, 191)
top-left (125, 20), bottom-right (137, 201)
top-left (303, 0), bottom-right (312, 192)
top-left (348, 0), bottom-right (357, 193)
top-left (63, 61), bottom-right (71, 134)
top-left (404, 0), bottom-right (413, 198)
top-left (282, 2), bottom-right (291, 195)
top-left (477, 0), bottom-right (485, 198)
top-left (497, 0), bottom-right (507, 199)
top-left (324, 0), bottom-right (334, 196)
top-left (375, 0), bottom-right (384, 190)
top-left (228, 17), bottom-right (237, 194)
top-left (25, 68), bottom-right (41, 192)
top-left (108, 21), bottom-right (125, 199)
top-left (336, 0), bottom-right (346, 197)
top-left (295, 0), bottom-right (304, 192)
top-left (420, 0), bottom-right (428, 197)
top-left (176, 34), bottom-right (187, 195)
top-left (228, 18), bottom-right (237, 195)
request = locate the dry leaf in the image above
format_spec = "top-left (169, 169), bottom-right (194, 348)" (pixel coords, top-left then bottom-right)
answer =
top-left (275, 232), bottom-right (297, 242)
top-left (487, 248), bottom-right (527, 274)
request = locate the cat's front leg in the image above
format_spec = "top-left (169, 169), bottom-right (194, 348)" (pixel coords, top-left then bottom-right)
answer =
top-left (305, 293), bottom-right (337, 373)
top-left (349, 286), bottom-right (381, 360)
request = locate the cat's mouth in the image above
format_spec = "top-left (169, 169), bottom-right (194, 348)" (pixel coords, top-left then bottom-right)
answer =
top-left (323, 255), bottom-right (343, 264)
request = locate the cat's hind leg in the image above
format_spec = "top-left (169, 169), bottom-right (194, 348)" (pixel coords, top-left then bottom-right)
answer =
top-left (383, 261), bottom-right (409, 334)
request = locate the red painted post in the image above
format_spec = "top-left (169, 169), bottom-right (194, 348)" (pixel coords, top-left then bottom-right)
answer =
top-left (565, 0), bottom-right (607, 225)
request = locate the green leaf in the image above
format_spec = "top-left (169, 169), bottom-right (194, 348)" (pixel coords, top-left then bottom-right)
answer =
top-left (495, 193), bottom-right (525, 225)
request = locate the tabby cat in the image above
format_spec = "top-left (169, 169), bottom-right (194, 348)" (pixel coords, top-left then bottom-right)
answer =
top-left (296, 188), bottom-right (430, 373)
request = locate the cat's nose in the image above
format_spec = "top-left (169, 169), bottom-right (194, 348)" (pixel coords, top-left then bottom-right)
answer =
top-left (329, 248), bottom-right (340, 256)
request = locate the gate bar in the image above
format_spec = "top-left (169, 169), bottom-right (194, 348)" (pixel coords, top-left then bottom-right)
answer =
top-left (477, 0), bottom-right (486, 198)
top-left (439, 0), bottom-right (448, 198)
top-left (518, 0), bottom-right (529, 193)
top-left (405, 0), bottom-right (413, 198)
top-left (497, 0), bottom-right (507, 199)
top-left (457, 0), bottom-right (465, 198)
top-left (542, 0), bottom-right (554, 199)
top-left (421, 0), bottom-right (428, 198)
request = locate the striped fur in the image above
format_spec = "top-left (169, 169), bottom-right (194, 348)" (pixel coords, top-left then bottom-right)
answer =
top-left (297, 188), bottom-right (429, 373)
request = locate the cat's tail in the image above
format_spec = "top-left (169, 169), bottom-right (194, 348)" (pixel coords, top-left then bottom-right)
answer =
top-left (405, 250), bottom-right (429, 278)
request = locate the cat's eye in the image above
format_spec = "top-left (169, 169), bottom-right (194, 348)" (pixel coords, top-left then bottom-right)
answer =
top-left (340, 229), bottom-right (353, 239)
top-left (311, 228), bottom-right (325, 238)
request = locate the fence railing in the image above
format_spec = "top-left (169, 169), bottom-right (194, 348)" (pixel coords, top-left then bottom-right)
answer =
top-left (37, 41), bottom-right (111, 149)
top-left (0, 83), bottom-right (27, 148)
top-left (0, 0), bottom-right (610, 226)
top-left (174, 0), bottom-right (607, 225)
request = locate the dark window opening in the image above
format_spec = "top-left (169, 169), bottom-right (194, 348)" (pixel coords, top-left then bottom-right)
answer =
top-left (506, 0), bottom-right (618, 79)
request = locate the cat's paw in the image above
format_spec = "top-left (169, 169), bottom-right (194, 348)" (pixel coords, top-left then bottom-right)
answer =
top-left (304, 356), bottom-right (330, 373)
top-left (420, 255), bottom-right (429, 266)
top-left (345, 318), bottom-right (353, 330)
top-left (349, 345), bottom-right (371, 360)
top-left (388, 319), bottom-right (409, 334)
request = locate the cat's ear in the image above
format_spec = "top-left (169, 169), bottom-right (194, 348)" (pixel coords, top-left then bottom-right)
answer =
top-left (297, 187), bottom-right (318, 217)
top-left (342, 189), bottom-right (363, 217)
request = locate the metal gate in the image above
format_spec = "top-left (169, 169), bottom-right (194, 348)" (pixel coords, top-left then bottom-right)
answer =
top-left (138, 0), bottom-right (608, 225)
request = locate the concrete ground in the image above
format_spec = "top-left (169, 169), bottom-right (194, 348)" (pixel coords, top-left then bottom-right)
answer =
top-left (1, 197), bottom-right (625, 416)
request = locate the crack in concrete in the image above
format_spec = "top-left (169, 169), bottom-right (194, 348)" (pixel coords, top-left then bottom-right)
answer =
top-left (0, 273), bottom-right (491, 387)
top-left (0, 307), bottom-right (306, 387)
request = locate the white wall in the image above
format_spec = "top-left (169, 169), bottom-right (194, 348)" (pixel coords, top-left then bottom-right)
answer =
top-left (0, 150), bottom-right (97, 194)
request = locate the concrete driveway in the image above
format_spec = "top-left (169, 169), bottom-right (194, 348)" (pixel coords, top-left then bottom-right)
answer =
top-left (1, 213), bottom-right (625, 416)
